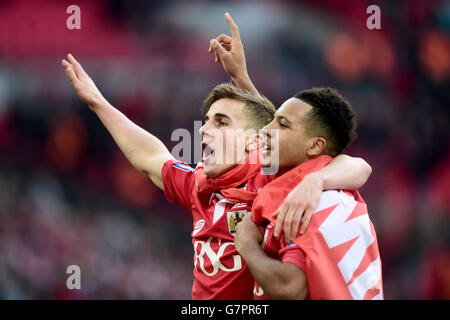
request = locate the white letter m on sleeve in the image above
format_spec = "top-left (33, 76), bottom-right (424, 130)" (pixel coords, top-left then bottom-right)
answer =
top-left (317, 191), bottom-right (382, 299)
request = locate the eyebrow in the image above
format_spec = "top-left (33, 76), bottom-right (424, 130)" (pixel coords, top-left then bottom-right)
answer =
top-left (204, 113), bottom-right (232, 121)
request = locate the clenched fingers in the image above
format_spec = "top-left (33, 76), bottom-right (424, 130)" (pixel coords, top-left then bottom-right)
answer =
top-left (216, 33), bottom-right (232, 45)
top-left (210, 39), bottom-right (228, 61)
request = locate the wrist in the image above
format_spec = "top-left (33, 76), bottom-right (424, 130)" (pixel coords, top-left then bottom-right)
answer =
top-left (232, 72), bottom-right (250, 86)
top-left (308, 171), bottom-right (326, 190)
top-left (236, 236), bottom-right (261, 257)
top-left (89, 95), bottom-right (108, 112)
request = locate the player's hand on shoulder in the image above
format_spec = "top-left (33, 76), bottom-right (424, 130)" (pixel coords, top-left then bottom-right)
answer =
top-left (273, 172), bottom-right (324, 242)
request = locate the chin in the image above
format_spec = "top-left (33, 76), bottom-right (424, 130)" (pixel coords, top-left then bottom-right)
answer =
top-left (261, 150), bottom-right (277, 168)
top-left (261, 158), bottom-right (271, 168)
top-left (203, 164), bottom-right (219, 178)
top-left (261, 154), bottom-right (284, 175)
top-left (203, 162), bottom-right (237, 178)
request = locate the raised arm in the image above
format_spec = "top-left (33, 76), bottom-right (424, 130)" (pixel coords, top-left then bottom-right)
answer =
top-left (274, 154), bottom-right (372, 242)
top-left (209, 13), bottom-right (260, 96)
top-left (61, 54), bottom-right (173, 190)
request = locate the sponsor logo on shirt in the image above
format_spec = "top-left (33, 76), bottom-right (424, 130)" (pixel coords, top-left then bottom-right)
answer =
top-left (194, 237), bottom-right (242, 277)
top-left (193, 219), bottom-right (205, 236)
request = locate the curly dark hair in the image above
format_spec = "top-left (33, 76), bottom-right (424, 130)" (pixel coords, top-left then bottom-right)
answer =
top-left (294, 87), bottom-right (357, 156)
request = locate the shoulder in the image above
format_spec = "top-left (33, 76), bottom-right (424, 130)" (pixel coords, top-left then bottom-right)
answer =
top-left (161, 159), bottom-right (196, 206)
top-left (162, 159), bottom-right (195, 181)
top-left (247, 171), bottom-right (276, 192)
top-left (315, 190), bottom-right (360, 214)
top-left (166, 160), bottom-right (195, 173)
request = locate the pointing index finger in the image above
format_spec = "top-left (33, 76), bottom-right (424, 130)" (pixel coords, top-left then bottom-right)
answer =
top-left (225, 12), bottom-right (240, 41)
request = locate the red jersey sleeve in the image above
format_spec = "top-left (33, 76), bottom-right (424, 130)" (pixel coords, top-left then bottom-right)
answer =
top-left (161, 159), bottom-right (196, 211)
top-left (279, 241), bottom-right (307, 272)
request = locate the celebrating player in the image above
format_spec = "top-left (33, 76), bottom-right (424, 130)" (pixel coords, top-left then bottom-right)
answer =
top-left (210, 12), bottom-right (382, 300)
top-left (209, 13), bottom-right (374, 240)
top-left (61, 32), bottom-right (371, 298)
top-left (234, 88), bottom-right (383, 300)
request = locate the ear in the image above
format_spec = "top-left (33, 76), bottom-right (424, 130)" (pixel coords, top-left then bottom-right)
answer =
top-left (307, 137), bottom-right (327, 157)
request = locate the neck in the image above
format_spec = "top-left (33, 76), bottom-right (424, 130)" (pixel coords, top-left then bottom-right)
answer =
top-left (275, 154), bottom-right (330, 177)
top-left (204, 149), bottom-right (254, 178)
top-left (275, 165), bottom-right (294, 177)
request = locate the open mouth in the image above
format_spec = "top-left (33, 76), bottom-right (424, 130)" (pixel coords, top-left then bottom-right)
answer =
top-left (261, 138), bottom-right (272, 161)
top-left (260, 131), bottom-right (273, 153)
top-left (260, 138), bottom-right (271, 152)
top-left (201, 141), bottom-right (215, 164)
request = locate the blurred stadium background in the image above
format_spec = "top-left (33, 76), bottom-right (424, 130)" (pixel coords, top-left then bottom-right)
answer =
top-left (0, 0), bottom-right (449, 299)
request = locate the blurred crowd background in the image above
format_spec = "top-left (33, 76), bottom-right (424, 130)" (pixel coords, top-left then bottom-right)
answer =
top-left (0, 0), bottom-right (449, 299)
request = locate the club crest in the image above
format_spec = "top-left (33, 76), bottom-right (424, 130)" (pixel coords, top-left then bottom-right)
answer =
top-left (227, 210), bottom-right (247, 237)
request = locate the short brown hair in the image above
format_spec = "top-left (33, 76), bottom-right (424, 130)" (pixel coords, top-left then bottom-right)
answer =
top-left (202, 83), bottom-right (275, 129)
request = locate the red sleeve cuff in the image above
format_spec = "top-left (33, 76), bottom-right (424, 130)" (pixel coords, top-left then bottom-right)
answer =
top-left (280, 245), bottom-right (307, 272)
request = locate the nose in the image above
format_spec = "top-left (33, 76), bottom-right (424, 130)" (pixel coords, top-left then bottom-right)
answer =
top-left (260, 127), bottom-right (268, 137)
top-left (199, 121), bottom-right (207, 136)
top-left (199, 120), bottom-right (212, 140)
top-left (260, 124), bottom-right (272, 140)
top-left (260, 120), bottom-right (278, 146)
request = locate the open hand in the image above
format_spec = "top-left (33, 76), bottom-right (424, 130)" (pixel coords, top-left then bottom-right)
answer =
top-left (273, 172), bottom-right (324, 242)
top-left (61, 53), bottom-right (105, 110)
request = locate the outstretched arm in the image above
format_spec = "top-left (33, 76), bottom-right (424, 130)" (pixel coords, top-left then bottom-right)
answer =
top-left (209, 13), bottom-right (260, 96)
top-left (274, 155), bottom-right (372, 242)
top-left (61, 54), bottom-right (173, 190)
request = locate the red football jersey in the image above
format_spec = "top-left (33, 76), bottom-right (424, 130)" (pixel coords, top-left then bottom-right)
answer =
top-left (253, 224), bottom-right (307, 299)
top-left (252, 156), bottom-right (384, 300)
top-left (162, 159), bottom-right (274, 300)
